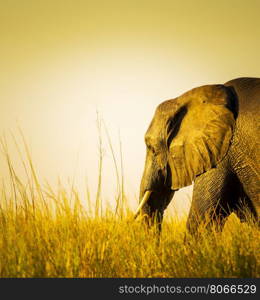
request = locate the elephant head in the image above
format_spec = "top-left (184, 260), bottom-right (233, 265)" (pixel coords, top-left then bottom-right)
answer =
top-left (136, 84), bottom-right (237, 229)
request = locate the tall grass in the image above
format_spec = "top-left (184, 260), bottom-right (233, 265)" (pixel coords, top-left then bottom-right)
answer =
top-left (0, 133), bottom-right (259, 278)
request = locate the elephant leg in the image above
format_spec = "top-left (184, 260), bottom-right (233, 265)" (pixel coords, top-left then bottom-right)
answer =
top-left (186, 160), bottom-right (240, 235)
top-left (232, 163), bottom-right (260, 222)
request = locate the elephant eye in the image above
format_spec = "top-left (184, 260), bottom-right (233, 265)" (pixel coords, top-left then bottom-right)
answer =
top-left (147, 144), bottom-right (157, 154)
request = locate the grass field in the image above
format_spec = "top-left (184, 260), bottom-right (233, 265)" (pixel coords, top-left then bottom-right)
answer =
top-left (0, 137), bottom-right (259, 278)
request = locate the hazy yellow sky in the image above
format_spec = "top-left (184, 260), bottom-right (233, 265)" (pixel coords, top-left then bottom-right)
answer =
top-left (1, 0), bottom-right (260, 213)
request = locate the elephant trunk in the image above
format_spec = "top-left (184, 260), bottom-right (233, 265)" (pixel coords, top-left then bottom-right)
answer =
top-left (137, 153), bottom-right (175, 231)
top-left (137, 170), bottom-right (175, 229)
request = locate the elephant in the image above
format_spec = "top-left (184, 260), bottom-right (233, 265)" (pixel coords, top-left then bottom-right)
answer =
top-left (135, 77), bottom-right (260, 234)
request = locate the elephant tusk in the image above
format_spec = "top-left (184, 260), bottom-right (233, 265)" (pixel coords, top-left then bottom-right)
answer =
top-left (134, 190), bottom-right (152, 219)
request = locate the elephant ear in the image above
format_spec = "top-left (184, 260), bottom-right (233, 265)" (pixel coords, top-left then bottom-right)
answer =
top-left (165, 85), bottom-right (236, 190)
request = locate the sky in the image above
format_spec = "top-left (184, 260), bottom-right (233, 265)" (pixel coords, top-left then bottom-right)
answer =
top-left (0, 0), bottom-right (260, 215)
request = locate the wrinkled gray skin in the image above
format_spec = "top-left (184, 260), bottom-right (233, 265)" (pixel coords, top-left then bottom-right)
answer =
top-left (139, 77), bottom-right (260, 233)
